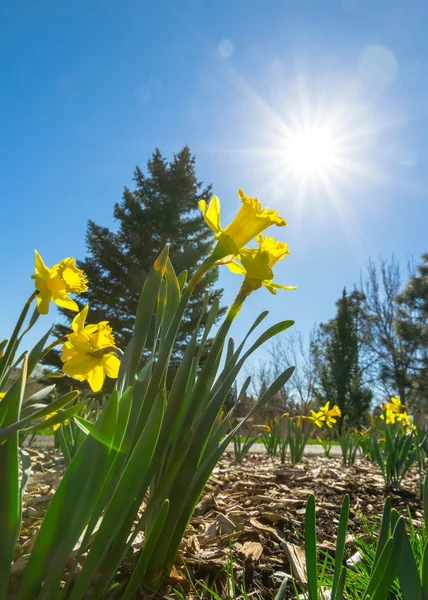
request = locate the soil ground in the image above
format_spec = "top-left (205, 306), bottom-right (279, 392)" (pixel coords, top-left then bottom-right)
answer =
top-left (12, 449), bottom-right (423, 599)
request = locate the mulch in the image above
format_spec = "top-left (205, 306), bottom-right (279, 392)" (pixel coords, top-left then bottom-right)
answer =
top-left (11, 449), bottom-right (424, 599)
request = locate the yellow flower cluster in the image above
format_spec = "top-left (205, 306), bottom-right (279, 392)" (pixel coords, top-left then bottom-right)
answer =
top-left (380, 395), bottom-right (414, 429)
top-left (32, 186), bottom-right (294, 393)
top-left (199, 189), bottom-right (296, 294)
top-left (307, 401), bottom-right (341, 428)
top-left (32, 251), bottom-right (120, 393)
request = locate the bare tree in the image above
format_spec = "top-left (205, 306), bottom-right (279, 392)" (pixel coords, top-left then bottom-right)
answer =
top-left (243, 360), bottom-right (290, 421)
top-left (361, 256), bottom-right (416, 403)
top-left (269, 330), bottom-right (316, 415)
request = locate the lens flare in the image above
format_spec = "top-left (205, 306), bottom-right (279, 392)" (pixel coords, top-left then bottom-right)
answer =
top-left (285, 126), bottom-right (340, 178)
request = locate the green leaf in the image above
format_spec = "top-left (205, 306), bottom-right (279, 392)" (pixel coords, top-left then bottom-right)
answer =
top-left (373, 496), bottom-right (391, 570)
top-left (18, 392), bottom-right (120, 600)
top-left (332, 494), bottom-right (349, 599)
top-left (423, 475), bottom-right (428, 533)
top-left (273, 578), bottom-right (289, 599)
top-left (160, 259), bottom-right (181, 346)
top-left (128, 246), bottom-right (169, 384)
top-left (421, 540), bottom-right (428, 598)
top-left (305, 494), bottom-right (318, 600)
top-left (371, 517), bottom-right (405, 600)
top-left (27, 325), bottom-right (54, 377)
top-left (0, 356), bottom-right (27, 599)
top-left (22, 385), bottom-right (56, 408)
top-left (397, 523), bottom-right (423, 600)
top-left (362, 538), bottom-right (393, 600)
top-left (123, 499), bottom-right (170, 600)
top-left (19, 448), bottom-right (32, 503)
top-left (0, 391), bottom-right (81, 441)
top-left (67, 390), bottom-right (165, 600)
top-left (177, 270), bottom-right (188, 293)
top-left (57, 426), bottom-right (72, 466)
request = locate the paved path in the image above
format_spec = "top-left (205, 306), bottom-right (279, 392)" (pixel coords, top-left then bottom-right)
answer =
top-left (27, 436), bottom-right (343, 457)
top-left (225, 443), bottom-right (342, 456)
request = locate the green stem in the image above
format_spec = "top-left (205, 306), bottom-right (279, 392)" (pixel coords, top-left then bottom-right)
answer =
top-left (225, 280), bottom-right (255, 322)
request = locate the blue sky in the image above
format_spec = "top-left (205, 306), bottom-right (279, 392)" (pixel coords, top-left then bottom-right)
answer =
top-left (1, 0), bottom-right (427, 372)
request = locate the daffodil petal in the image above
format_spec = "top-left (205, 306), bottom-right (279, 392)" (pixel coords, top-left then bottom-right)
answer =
top-left (226, 261), bottom-right (247, 275)
top-left (198, 197), bottom-right (222, 234)
top-left (87, 364), bottom-right (106, 393)
top-left (262, 282), bottom-right (278, 295)
top-left (103, 354), bottom-right (121, 378)
top-left (205, 195), bottom-right (221, 232)
top-left (63, 353), bottom-right (99, 376)
top-left (71, 305), bottom-right (89, 333)
top-left (270, 283), bottom-right (298, 290)
top-left (37, 292), bottom-right (52, 315)
top-left (34, 250), bottom-right (51, 279)
top-left (53, 293), bottom-right (79, 312)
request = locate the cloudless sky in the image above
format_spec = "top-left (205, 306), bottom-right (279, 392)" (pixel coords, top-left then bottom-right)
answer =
top-left (1, 0), bottom-right (427, 375)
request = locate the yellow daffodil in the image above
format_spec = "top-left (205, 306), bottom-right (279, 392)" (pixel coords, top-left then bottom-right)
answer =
top-left (295, 416), bottom-right (302, 427)
top-left (396, 411), bottom-right (411, 425)
top-left (254, 424), bottom-right (271, 432)
top-left (380, 408), bottom-right (397, 424)
top-left (44, 411), bottom-right (68, 431)
top-left (32, 250), bottom-right (88, 314)
top-left (319, 401), bottom-right (341, 428)
top-left (61, 306), bottom-right (121, 393)
top-left (325, 414), bottom-right (338, 428)
top-left (227, 234), bottom-right (297, 294)
top-left (0, 392), bottom-right (6, 401)
top-left (199, 189), bottom-right (287, 259)
top-left (381, 395), bottom-right (402, 414)
top-left (307, 410), bottom-right (325, 428)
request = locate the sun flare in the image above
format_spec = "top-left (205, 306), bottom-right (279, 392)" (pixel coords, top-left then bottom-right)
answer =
top-left (286, 126), bottom-right (340, 178)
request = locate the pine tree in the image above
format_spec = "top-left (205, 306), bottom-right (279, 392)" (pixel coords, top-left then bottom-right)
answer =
top-left (312, 289), bottom-right (372, 428)
top-left (44, 146), bottom-right (224, 383)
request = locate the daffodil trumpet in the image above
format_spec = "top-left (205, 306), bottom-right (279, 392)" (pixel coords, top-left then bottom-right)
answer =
top-left (199, 188), bottom-right (287, 261)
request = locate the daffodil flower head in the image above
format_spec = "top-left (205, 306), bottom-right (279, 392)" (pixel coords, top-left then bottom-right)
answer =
top-left (319, 402), bottom-right (341, 427)
top-left (395, 411), bottom-right (411, 425)
top-left (307, 410), bottom-right (325, 428)
top-left (255, 424), bottom-right (271, 432)
top-left (384, 395), bottom-right (402, 413)
top-left (380, 408), bottom-right (397, 425)
top-left (0, 392), bottom-right (6, 402)
top-left (199, 189), bottom-right (287, 260)
top-left (61, 306), bottom-right (121, 393)
top-left (227, 234), bottom-right (297, 294)
top-left (32, 250), bottom-right (88, 314)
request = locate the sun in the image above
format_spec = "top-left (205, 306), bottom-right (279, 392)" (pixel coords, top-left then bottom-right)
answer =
top-left (285, 126), bottom-right (340, 178)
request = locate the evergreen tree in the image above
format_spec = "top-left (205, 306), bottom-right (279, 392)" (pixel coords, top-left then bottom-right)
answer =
top-left (312, 289), bottom-right (372, 428)
top-left (395, 253), bottom-right (428, 407)
top-left (44, 146), bottom-right (224, 383)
